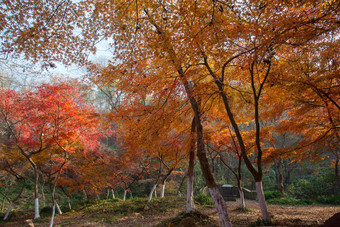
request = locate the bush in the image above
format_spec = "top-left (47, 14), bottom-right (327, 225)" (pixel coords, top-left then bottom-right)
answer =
top-left (287, 172), bottom-right (336, 200)
top-left (264, 190), bottom-right (282, 200)
top-left (268, 196), bottom-right (313, 205)
top-left (194, 193), bottom-right (214, 207)
top-left (316, 195), bottom-right (340, 205)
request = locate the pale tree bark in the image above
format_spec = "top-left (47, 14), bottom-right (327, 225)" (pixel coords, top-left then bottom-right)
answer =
top-left (67, 197), bottom-right (71, 210)
top-left (106, 189), bottom-right (110, 199)
top-left (82, 189), bottom-right (88, 201)
top-left (3, 177), bottom-right (25, 221)
top-left (256, 182), bottom-right (270, 222)
top-left (111, 189), bottom-right (115, 199)
top-left (148, 184), bottom-right (157, 202)
top-left (123, 189), bottom-right (127, 201)
top-left (186, 117), bottom-right (196, 213)
top-left (160, 184), bottom-right (165, 198)
top-left (56, 201), bottom-right (62, 215)
top-left (154, 187), bottom-right (157, 198)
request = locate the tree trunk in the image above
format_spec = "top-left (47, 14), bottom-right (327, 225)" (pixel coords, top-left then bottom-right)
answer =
top-left (186, 131), bottom-right (195, 213)
top-left (186, 174), bottom-right (195, 213)
top-left (160, 184), bottom-right (165, 198)
top-left (82, 189), bottom-right (88, 201)
top-left (154, 187), bottom-right (157, 198)
top-left (106, 189), bottom-right (110, 199)
top-left (123, 189), bottom-right (127, 201)
top-left (209, 187), bottom-right (232, 227)
top-left (31, 162), bottom-right (40, 219)
top-left (67, 197), bottom-right (72, 210)
top-left (3, 202), bottom-right (13, 221)
top-left (111, 189), bottom-right (115, 199)
top-left (335, 155), bottom-right (339, 194)
top-left (278, 159), bottom-right (285, 196)
top-left (34, 198), bottom-right (40, 220)
top-left (237, 180), bottom-right (246, 210)
top-left (256, 181), bottom-right (271, 222)
top-left (148, 184), bottom-right (157, 202)
top-left (129, 191), bottom-right (133, 199)
top-left (3, 177), bottom-right (25, 221)
top-left (49, 201), bottom-right (56, 227)
top-left (56, 200), bottom-right (62, 215)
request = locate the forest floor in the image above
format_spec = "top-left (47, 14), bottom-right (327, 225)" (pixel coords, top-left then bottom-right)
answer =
top-left (1, 196), bottom-right (339, 227)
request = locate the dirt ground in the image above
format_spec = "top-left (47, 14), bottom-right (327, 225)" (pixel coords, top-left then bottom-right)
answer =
top-left (1, 199), bottom-right (339, 227)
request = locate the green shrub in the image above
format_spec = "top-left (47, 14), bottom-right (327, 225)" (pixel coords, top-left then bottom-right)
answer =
top-left (268, 196), bottom-right (313, 205)
top-left (194, 193), bottom-right (213, 207)
top-left (264, 190), bottom-right (282, 200)
top-left (316, 195), bottom-right (340, 205)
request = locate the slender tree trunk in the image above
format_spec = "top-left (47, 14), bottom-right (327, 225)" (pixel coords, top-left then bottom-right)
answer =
top-left (129, 191), bottom-right (133, 199)
top-left (237, 180), bottom-right (246, 210)
top-left (49, 201), bottom-right (56, 227)
top-left (111, 189), bottom-right (115, 199)
top-left (278, 159), bottom-right (285, 196)
top-left (148, 184), bottom-right (157, 202)
top-left (30, 162), bottom-right (40, 219)
top-left (67, 197), bottom-right (71, 210)
top-left (3, 202), bottom-right (13, 221)
top-left (186, 127), bottom-right (196, 213)
top-left (106, 189), bottom-right (110, 199)
top-left (256, 181), bottom-right (271, 222)
top-left (3, 178), bottom-right (26, 221)
top-left (82, 189), bottom-right (88, 201)
top-left (177, 174), bottom-right (186, 197)
top-left (56, 200), bottom-right (62, 215)
top-left (335, 156), bottom-right (339, 194)
top-left (160, 184), bottom-right (165, 198)
top-left (154, 187), bottom-right (157, 198)
top-left (1, 186), bottom-right (10, 212)
top-left (123, 189), bottom-right (127, 201)
top-left (41, 179), bottom-right (46, 207)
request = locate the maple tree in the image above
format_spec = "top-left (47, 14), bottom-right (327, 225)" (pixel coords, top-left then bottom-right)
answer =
top-left (0, 80), bottom-right (103, 223)
top-left (1, 0), bottom-right (339, 226)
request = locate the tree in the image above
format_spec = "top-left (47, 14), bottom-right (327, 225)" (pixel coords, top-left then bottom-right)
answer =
top-left (0, 80), bottom-right (103, 221)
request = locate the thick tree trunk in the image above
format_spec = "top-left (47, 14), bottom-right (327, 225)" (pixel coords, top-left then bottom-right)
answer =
top-left (256, 181), bottom-right (271, 222)
top-left (3, 202), bottom-right (13, 221)
top-left (209, 187), bottom-right (232, 227)
top-left (148, 184), bottom-right (157, 202)
top-left (160, 184), bottom-right (165, 198)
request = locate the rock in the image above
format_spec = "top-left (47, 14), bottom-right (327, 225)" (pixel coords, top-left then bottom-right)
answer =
top-left (324, 212), bottom-right (340, 227)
